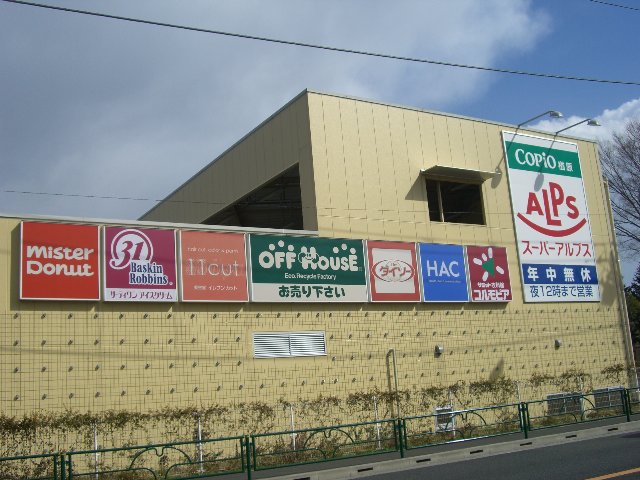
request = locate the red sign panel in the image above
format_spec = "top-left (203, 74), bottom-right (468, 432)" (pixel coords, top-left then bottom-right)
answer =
top-left (180, 231), bottom-right (249, 302)
top-left (466, 245), bottom-right (512, 302)
top-left (20, 222), bottom-right (100, 300)
top-left (367, 240), bottom-right (420, 302)
top-left (104, 227), bottom-right (177, 302)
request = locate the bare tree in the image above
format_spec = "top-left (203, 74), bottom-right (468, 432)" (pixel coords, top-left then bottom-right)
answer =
top-left (600, 120), bottom-right (640, 256)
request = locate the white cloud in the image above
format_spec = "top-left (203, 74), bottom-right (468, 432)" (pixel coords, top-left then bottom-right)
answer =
top-left (530, 97), bottom-right (640, 142)
top-left (0, 0), bottom-right (551, 219)
top-left (531, 97), bottom-right (640, 285)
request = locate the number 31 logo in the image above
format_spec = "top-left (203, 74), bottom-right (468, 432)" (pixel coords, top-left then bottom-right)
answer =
top-left (109, 229), bottom-right (153, 269)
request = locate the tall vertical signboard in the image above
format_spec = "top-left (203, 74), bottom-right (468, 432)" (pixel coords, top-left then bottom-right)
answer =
top-left (503, 132), bottom-right (599, 302)
top-left (249, 235), bottom-right (368, 302)
top-left (104, 227), bottom-right (177, 302)
top-left (366, 241), bottom-right (420, 302)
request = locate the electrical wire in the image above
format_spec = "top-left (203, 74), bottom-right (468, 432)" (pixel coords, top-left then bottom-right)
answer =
top-left (2, 0), bottom-right (640, 86)
top-left (0, 189), bottom-right (220, 206)
top-left (0, 188), bottom-right (619, 222)
top-left (588, 0), bottom-right (640, 12)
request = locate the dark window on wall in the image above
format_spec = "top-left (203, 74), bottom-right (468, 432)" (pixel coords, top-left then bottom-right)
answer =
top-left (425, 179), bottom-right (485, 225)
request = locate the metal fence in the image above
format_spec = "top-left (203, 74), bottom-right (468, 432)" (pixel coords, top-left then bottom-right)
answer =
top-left (250, 418), bottom-right (398, 471)
top-left (0, 453), bottom-right (59, 480)
top-left (60, 435), bottom-right (246, 480)
top-left (402, 403), bottom-right (523, 450)
top-left (2, 388), bottom-right (639, 480)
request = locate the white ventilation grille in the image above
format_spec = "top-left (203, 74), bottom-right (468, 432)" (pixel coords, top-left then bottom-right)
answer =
top-left (253, 331), bottom-right (326, 358)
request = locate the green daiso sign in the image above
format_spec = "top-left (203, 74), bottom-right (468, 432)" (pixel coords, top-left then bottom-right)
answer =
top-left (248, 234), bottom-right (368, 302)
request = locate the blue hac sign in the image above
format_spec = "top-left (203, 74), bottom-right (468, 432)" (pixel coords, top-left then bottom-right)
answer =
top-left (419, 243), bottom-right (469, 302)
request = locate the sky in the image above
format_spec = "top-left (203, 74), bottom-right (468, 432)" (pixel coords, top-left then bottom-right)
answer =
top-left (1, 0), bottom-right (639, 283)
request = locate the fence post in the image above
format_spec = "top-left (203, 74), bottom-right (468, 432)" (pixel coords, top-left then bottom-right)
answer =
top-left (624, 389), bottom-right (632, 422)
top-left (396, 419), bottom-right (405, 458)
top-left (519, 403), bottom-right (529, 439)
top-left (67, 454), bottom-right (73, 480)
top-left (245, 436), bottom-right (252, 480)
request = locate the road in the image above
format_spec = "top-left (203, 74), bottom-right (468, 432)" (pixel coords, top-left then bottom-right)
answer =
top-left (361, 431), bottom-right (640, 480)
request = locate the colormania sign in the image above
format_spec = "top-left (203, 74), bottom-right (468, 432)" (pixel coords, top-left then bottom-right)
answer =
top-left (467, 245), bottom-right (512, 302)
top-left (103, 227), bottom-right (177, 302)
top-left (179, 231), bottom-right (249, 302)
top-left (503, 132), bottom-right (599, 302)
top-left (248, 235), bottom-right (367, 302)
top-left (20, 222), bottom-right (100, 301)
top-left (367, 241), bottom-right (420, 302)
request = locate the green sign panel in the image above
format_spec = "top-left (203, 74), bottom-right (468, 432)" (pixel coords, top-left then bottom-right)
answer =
top-left (505, 141), bottom-right (582, 178)
top-left (248, 235), bottom-right (368, 302)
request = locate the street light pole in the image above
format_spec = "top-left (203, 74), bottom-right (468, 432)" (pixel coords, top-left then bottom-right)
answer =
top-left (517, 110), bottom-right (563, 128)
top-left (555, 118), bottom-right (601, 135)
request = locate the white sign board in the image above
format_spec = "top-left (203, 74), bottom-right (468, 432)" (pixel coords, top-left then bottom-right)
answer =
top-left (503, 132), bottom-right (599, 302)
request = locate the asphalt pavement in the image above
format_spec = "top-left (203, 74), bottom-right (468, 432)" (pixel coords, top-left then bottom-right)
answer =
top-left (260, 419), bottom-right (640, 480)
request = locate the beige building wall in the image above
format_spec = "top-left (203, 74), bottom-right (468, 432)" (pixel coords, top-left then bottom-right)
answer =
top-left (0, 91), bottom-right (635, 454)
top-left (142, 92), bottom-right (318, 230)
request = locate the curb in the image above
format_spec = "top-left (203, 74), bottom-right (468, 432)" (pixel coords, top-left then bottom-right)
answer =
top-left (264, 420), bottom-right (640, 480)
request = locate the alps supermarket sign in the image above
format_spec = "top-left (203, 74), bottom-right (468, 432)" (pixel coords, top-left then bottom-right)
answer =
top-left (503, 132), bottom-right (599, 302)
top-left (249, 235), bottom-right (368, 302)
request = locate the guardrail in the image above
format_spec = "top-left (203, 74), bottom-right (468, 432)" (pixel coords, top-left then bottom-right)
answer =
top-left (3, 388), bottom-right (639, 479)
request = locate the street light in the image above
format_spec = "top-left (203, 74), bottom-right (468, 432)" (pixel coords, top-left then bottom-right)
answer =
top-left (555, 118), bottom-right (601, 135)
top-left (517, 110), bottom-right (563, 128)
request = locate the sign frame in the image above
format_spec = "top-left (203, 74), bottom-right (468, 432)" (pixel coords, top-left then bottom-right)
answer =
top-left (19, 221), bottom-right (101, 301)
top-left (502, 131), bottom-right (600, 303)
top-left (466, 244), bottom-right (513, 303)
top-left (366, 240), bottom-right (421, 303)
top-left (418, 243), bottom-right (470, 303)
top-left (103, 226), bottom-right (178, 303)
top-left (248, 234), bottom-right (368, 303)
top-left (178, 230), bottom-right (249, 303)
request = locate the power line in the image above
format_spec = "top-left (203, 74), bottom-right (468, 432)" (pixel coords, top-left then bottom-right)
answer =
top-left (0, 188), bottom-right (617, 220)
top-left (2, 0), bottom-right (640, 86)
top-left (0, 188), bottom-right (217, 206)
top-left (588, 0), bottom-right (640, 12)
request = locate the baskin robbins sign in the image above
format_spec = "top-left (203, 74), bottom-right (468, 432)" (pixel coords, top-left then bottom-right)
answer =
top-left (248, 234), bottom-right (368, 302)
top-left (503, 132), bottom-right (599, 302)
top-left (103, 227), bottom-right (177, 302)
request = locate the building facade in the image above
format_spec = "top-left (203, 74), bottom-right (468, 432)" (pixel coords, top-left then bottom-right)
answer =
top-left (1, 90), bottom-right (636, 454)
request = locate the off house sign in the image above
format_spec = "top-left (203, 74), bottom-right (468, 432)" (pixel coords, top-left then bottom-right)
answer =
top-left (249, 235), bottom-right (368, 302)
top-left (503, 132), bottom-right (599, 302)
